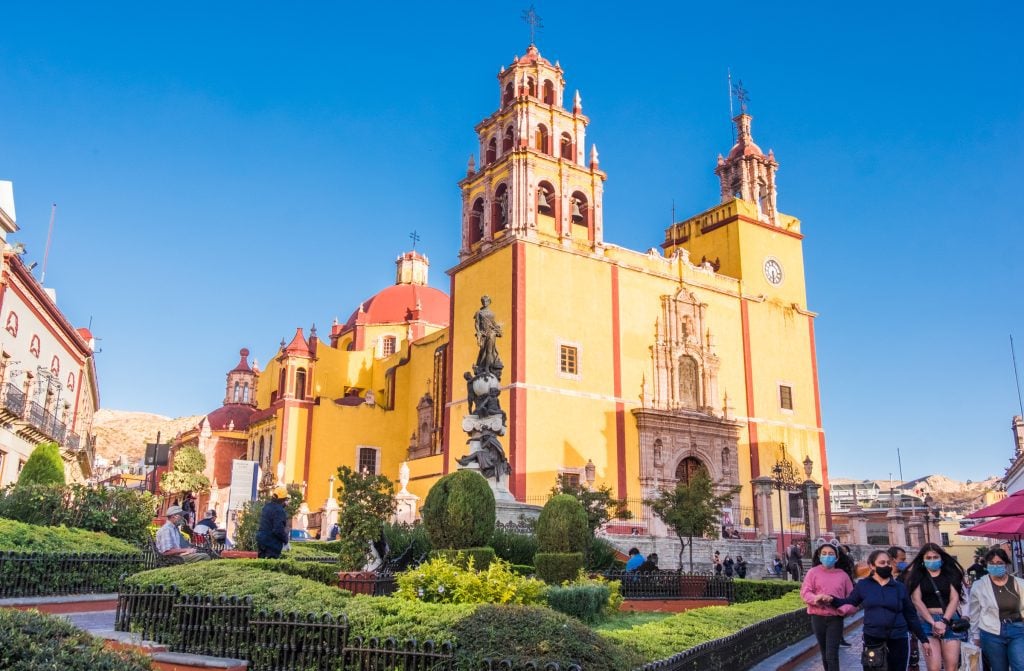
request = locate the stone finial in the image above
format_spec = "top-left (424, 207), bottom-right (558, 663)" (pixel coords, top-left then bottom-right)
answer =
top-left (467, 154), bottom-right (476, 175)
top-left (590, 144), bottom-right (599, 168)
top-left (573, 89), bottom-right (582, 114)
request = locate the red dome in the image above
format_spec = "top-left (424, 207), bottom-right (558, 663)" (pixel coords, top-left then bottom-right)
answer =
top-left (344, 284), bottom-right (449, 330)
top-left (206, 405), bottom-right (255, 431)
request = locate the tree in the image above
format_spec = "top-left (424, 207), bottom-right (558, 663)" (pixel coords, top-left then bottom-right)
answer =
top-left (646, 468), bottom-right (739, 571)
top-left (335, 465), bottom-right (396, 571)
top-left (549, 480), bottom-right (631, 536)
top-left (17, 442), bottom-right (65, 486)
top-left (159, 446), bottom-right (210, 497)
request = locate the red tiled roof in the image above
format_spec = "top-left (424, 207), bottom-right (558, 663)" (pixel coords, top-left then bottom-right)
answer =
top-left (343, 284), bottom-right (449, 330)
top-left (231, 348), bottom-right (252, 372)
top-left (206, 404), bottom-right (256, 431)
top-left (283, 328), bottom-right (312, 356)
top-left (516, 44), bottom-right (551, 67)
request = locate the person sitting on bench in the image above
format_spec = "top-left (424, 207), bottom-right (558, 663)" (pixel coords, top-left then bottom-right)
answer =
top-left (155, 505), bottom-right (210, 562)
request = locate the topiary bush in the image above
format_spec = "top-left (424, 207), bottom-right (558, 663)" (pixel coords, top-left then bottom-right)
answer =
top-left (534, 552), bottom-right (584, 585)
top-left (490, 527), bottom-right (538, 565)
top-left (422, 471), bottom-right (495, 550)
top-left (17, 442), bottom-right (65, 486)
top-left (430, 547), bottom-right (496, 570)
top-left (733, 578), bottom-right (800, 602)
top-left (546, 582), bottom-right (610, 623)
top-left (0, 484), bottom-right (156, 545)
top-left (396, 554), bottom-right (546, 606)
top-left (452, 604), bottom-right (642, 671)
top-left (536, 495), bottom-right (589, 553)
top-left (0, 607), bottom-right (153, 671)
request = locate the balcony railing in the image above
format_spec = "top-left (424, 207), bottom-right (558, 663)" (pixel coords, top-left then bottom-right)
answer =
top-left (2, 383), bottom-right (25, 417)
top-left (65, 432), bottom-right (81, 451)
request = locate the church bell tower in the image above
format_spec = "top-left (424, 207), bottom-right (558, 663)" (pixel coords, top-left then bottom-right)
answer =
top-left (458, 45), bottom-right (607, 258)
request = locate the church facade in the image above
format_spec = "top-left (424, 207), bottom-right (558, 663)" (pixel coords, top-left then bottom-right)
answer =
top-left (233, 45), bottom-right (832, 540)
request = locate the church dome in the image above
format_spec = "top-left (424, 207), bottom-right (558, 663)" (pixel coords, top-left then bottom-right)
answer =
top-left (343, 283), bottom-right (450, 330)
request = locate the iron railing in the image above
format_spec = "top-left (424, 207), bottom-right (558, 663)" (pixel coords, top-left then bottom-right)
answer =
top-left (632, 608), bottom-right (809, 671)
top-left (2, 383), bottom-right (25, 417)
top-left (115, 585), bottom-right (580, 670)
top-left (65, 431), bottom-right (81, 451)
top-left (603, 570), bottom-right (734, 602)
top-left (0, 551), bottom-right (144, 597)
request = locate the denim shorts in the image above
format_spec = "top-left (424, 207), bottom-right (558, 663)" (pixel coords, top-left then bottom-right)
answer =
top-left (920, 613), bottom-right (965, 641)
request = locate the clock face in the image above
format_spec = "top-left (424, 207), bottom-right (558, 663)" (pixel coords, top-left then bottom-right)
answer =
top-left (763, 258), bottom-right (783, 286)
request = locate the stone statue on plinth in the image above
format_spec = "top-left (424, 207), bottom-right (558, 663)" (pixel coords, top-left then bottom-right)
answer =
top-left (457, 295), bottom-right (513, 500)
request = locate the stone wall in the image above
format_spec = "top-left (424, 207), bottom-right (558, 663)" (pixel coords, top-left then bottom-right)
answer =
top-left (603, 534), bottom-right (780, 576)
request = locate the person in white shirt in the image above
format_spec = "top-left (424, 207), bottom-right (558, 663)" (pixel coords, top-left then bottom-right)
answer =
top-left (155, 505), bottom-right (210, 562)
top-left (969, 548), bottom-right (1024, 671)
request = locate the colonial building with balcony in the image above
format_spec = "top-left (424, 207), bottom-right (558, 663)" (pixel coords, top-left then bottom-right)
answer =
top-left (0, 180), bottom-right (99, 486)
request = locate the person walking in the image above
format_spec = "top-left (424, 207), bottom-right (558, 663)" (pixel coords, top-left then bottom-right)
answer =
top-left (968, 548), bottom-right (1024, 671)
top-left (256, 486), bottom-right (290, 559)
top-left (788, 541), bottom-right (804, 581)
top-left (714, 550), bottom-right (723, 576)
top-left (827, 549), bottom-right (931, 670)
top-left (905, 542), bottom-right (966, 671)
top-left (736, 555), bottom-right (748, 579)
top-left (723, 554), bottom-right (735, 578)
top-left (802, 541), bottom-right (856, 671)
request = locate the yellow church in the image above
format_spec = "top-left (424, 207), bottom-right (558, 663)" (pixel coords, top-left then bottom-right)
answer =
top-left (233, 44), bottom-right (832, 546)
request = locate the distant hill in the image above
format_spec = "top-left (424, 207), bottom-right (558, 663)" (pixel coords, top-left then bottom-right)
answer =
top-left (833, 473), bottom-right (1002, 513)
top-left (92, 409), bottom-right (205, 462)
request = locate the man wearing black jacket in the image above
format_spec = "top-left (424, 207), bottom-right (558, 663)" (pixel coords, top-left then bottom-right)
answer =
top-left (256, 486), bottom-right (290, 559)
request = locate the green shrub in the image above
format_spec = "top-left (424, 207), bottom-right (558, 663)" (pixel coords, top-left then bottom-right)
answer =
top-left (233, 498), bottom-right (265, 552)
top-left (0, 484), bottom-right (156, 545)
top-left (396, 554), bottom-right (547, 606)
top-left (283, 543), bottom-right (339, 561)
top-left (422, 471), bottom-right (495, 550)
top-left (489, 527), bottom-right (537, 565)
top-left (536, 495), bottom-right (589, 553)
top-left (383, 521), bottom-right (431, 559)
top-left (245, 558), bottom-right (340, 585)
top-left (0, 608), bottom-right (152, 670)
top-left (0, 518), bottom-right (141, 554)
top-left (586, 536), bottom-right (622, 570)
top-left (17, 442), bottom-right (65, 486)
top-left (733, 578), bottom-right (800, 602)
top-left (452, 604), bottom-right (641, 671)
top-left (534, 552), bottom-right (584, 584)
top-left (430, 547), bottom-right (496, 570)
top-left (598, 591), bottom-right (805, 661)
top-left (510, 564), bottom-right (535, 576)
top-left (546, 582), bottom-right (610, 623)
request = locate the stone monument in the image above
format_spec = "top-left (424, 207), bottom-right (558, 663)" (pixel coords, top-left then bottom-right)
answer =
top-left (394, 461), bottom-right (420, 524)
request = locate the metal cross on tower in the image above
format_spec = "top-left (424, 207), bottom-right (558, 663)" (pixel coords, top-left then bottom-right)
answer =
top-left (409, 230), bottom-right (420, 249)
top-left (733, 79), bottom-right (750, 114)
top-left (521, 5), bottom-right (543, 45)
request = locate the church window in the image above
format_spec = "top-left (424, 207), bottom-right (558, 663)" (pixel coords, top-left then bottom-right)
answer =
top-left (492, 184), bottom-right (509, 234)
top-left (559, 471), bottom-right (581, 489)
top-left (242, 383), bottom-right (250, 403)
top-left (675, 456), bottom-right (706, 485)
top-left (485, 137), bottom-right (497, 164)
top-left (278, 368), bottom-right (286, 397)
top-left (5, 311), bottom-right (17, 337)
top-left (559, 344), bottom-right (578, 376)
top-left (560, 133), bottom-right (573, 160)
top-left (469, 198), bottom-right (485, 245)
top-left (535, 124), bottom-right (549, 153)
top-left (678, 356), bottom-right (699, 408)
top-left (503, 82), bottom-right (514, 106)
top-left (357, 446), bottom-right (379, 475)
top-left (788, 492), bottom-right (804, 519)
top-left (233, 382), bottom-right (241, 402)
top-left (432, 344), bottom-right (447, 453)
top-left (779, 385), bottom-right (793, 410)
top-left (381, 336), bottom-right (397, 357)
top-left (258, 436), bottom-right (265, 464)
top-left (502, 126), bottom-right (514, 153)
top-left (542, 80), bottom-right (554, 105)
top-left (537, 182), bottom-right (555, 215)
top-left (526, 77), bottom-right (536, 97)
top-left (295, 368), bottom-right (307, 400)
top-left (570, 191), bottom-right (588, 226)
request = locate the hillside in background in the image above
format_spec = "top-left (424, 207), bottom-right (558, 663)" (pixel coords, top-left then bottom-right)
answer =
top-left (92, 409), bottom-right (205, 461)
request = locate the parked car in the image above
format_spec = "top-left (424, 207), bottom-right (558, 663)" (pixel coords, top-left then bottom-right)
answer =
top-left (289, 529), bottom-right (314, 542)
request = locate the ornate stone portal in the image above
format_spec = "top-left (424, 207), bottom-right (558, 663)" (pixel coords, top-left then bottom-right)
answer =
top-left (456, 295), bottom-right (514, 502)
top-left (635, 289), bottom-right (743, 535)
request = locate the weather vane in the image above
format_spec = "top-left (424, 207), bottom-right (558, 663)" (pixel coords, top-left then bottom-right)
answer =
top-left (521, 5), bottom-right (543, 45)
top-left (409, 230), bottom-right (421, 249)
top-left (732, 79), bottom-right (750, 114)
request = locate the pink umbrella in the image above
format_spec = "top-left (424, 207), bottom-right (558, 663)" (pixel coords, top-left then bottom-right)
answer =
top-left (958, 516), bottom-right (1024, 540)
top-left (966, 490), bottom-right (1024, 519)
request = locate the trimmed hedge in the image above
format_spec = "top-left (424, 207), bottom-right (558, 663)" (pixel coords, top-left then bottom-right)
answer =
top-left (536, 495), bottom-right (589, 553)
top-left (546, 582), bottom-right (611, 623)
top-left (733, 578), bottom-right (800, 603)
top-left (0, 607), bottom-right (152, 670)
top-left (430, 547), bottom-right (496, 571)
top-left (489, 527), bottom-right (538, 565)
top-left (598, 590), bottom-right (805, 661)
top-left (0, 484), bottom-right (156, 545)
top-left (452, 605), bottom-right (642, 671)
top-left (0, 518), bottom-right (141, 555)
top-left (422, 471), bottom-right (495, 550)
top-left (534, 551), bottom-right (584, 585)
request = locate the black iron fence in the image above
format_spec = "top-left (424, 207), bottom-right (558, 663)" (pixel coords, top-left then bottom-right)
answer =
top-left (0, 551), bottom-right (144, 597)
top-left (632, 608), bottom-right (809, 671)
top-left (603, 570), bottom-right (734, 602)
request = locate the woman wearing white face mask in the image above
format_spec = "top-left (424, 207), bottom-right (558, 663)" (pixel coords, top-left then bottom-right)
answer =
top-left (802, 541), bottom-right (855, 671)
top-left (969, 548), bottom-right (1024, 671)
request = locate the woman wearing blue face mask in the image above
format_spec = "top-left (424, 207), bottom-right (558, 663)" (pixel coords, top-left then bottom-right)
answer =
top-left (905, 542), bottom-right (966, 671)
top-left (969, 548), bottom-right (1024, 671)
top-left (801, 541), bottom-right (855, 670)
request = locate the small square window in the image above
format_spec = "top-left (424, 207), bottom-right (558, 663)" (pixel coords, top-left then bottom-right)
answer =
top-left (788, 492), bottom-right (804, 519)
top-left (357, 447), bottom-right (379, 475)
top-left (560, 472), bottom-right (581, 490)
top-left (779, 385), bottom-right (793, 410)
top-left (560, 345), bottom-right (578, 376)
top-left (381, 336), bottom-right (397, 357)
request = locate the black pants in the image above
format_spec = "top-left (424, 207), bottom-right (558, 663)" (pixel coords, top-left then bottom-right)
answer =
top-left (811, 614), bottom-right (844, 671)
top-left (863, 633), bottom-right (911, 671)
top-left (257, 544), bottom-right (282, 559)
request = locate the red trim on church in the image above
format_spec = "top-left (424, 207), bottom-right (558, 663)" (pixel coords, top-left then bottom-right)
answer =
top-left (740, 299), bottom-right (760, 479)
top-left (442, 272), bottom-right (455, 475)
top-left (610, 265), bottom-right (627, 498)
top-left (510, 243), bottom-right (527, 498)
top-left (807, 315), bottom-right (833, 527)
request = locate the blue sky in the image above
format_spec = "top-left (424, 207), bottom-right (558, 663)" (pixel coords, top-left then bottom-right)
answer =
top-left (1, 2), bottom-right (1020, 482)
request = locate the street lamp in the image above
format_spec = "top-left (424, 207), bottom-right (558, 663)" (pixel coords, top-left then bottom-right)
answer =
top-left (923, 494), bottom-right (935, 544)
top-left (802, 456), bottom-right (814, 554)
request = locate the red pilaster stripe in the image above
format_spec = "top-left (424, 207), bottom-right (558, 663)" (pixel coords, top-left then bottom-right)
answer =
top-left (442, 273), bottom-right (456, 475)
top-left (740, 299), bottom-right (760, 478)
top-left (510, 243), bottom-right (527, 498)
top-left (302, 403), bottom-right (314, 485)
top-left (279, 403), bottom-right (290, 465)
top-left (807, 316), bottom-right (833, 527)
top-left (610, 265), bottom-right (627, 498)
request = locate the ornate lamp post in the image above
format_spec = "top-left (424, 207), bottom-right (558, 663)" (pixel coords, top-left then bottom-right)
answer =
top-left (771, 454), bottom-right (800, 556)
top-left (803, 456), bottom-right (814, 553)
top-left (923, 494), bottom-right (934, 544)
